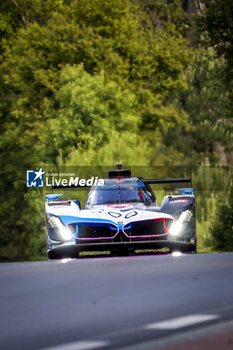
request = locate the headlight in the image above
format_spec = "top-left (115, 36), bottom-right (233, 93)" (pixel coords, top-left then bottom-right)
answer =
top-left (169, 210), bottom-right (192, 236)
top-left (47, 215), bottom-right (72, 241)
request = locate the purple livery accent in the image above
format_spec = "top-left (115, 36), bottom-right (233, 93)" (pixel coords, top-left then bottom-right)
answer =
top-left (122, 230), bottom-right (168, 239)
top-left (122, 217), bottom-right (173, 239)
top-left (67, 221), bottom-right (119, 240)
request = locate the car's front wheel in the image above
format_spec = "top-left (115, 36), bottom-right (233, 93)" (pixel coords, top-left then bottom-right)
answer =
top-left (48, 249), bottom-right (79, 260)
top-left (170, 243), bottom-right (197, 255)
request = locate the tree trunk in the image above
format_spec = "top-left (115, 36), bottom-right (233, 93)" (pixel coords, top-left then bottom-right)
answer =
top-left (187, 0), bottom-right (202, 14)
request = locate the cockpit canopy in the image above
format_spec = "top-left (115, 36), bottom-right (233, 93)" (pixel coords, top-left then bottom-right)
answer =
top-left (86, 178), bottom-right (156, 208)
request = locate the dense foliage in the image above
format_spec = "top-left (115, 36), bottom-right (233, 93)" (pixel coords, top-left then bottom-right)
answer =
top-left (0, 0), bottom-right (232, 260)
top-left (200, 0), bottom-right (233, 81)
top-left (211, 185), bottom-right (233, 250)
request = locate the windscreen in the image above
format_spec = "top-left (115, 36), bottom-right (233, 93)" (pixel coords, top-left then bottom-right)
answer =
top-left (86, 180), bottom-right (153, 207)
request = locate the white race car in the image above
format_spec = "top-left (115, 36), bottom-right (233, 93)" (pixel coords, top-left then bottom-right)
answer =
top-left (45, 168), bottom-right (196, 259)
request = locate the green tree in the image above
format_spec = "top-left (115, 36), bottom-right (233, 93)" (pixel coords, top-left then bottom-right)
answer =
top-left (200, 0), bottom-right (233, 81)
top-left (64, 130), bottom-right (151, 167)
top-left (133, 0), bottom-right (190, 35)
top-left (173, 47), bottom-right (233, 163)
top-left (0, 0), bottom-right (63, 31)
top-left (211, 185), bottom-right (233, 250)
top-left (46, 64), bottom-right (139, 161)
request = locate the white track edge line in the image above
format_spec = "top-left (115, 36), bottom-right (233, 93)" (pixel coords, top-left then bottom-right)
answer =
top-left (40, 340), bottom-right (109, 350)
top-left (144, 314), bottom-right (219, 330)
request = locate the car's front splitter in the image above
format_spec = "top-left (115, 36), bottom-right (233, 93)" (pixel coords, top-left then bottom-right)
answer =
top-left (48, 240), bottom-right (196, 259)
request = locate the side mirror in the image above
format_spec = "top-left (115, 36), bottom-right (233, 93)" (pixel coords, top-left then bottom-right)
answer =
top-left (74, 200), bottom-right (81, 209)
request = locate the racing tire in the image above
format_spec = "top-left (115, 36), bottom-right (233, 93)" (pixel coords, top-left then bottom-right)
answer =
top-left (170, 243), bottom-right (197, 255)
top-left (48, 250), bottom-right (79, 260)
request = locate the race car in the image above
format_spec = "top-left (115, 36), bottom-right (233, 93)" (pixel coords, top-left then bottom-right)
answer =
top-left (45, 168), bottom-right (196, 259)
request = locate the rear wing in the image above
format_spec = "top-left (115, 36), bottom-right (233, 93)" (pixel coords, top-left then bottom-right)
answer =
top-left (143, 178), bottom-right (191, 184)
top-left (143, 178), bottom-right (194, 196)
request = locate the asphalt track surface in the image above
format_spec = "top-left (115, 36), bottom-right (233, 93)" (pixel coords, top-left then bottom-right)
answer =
top-left (0, 253), bottom-right (233, 350)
